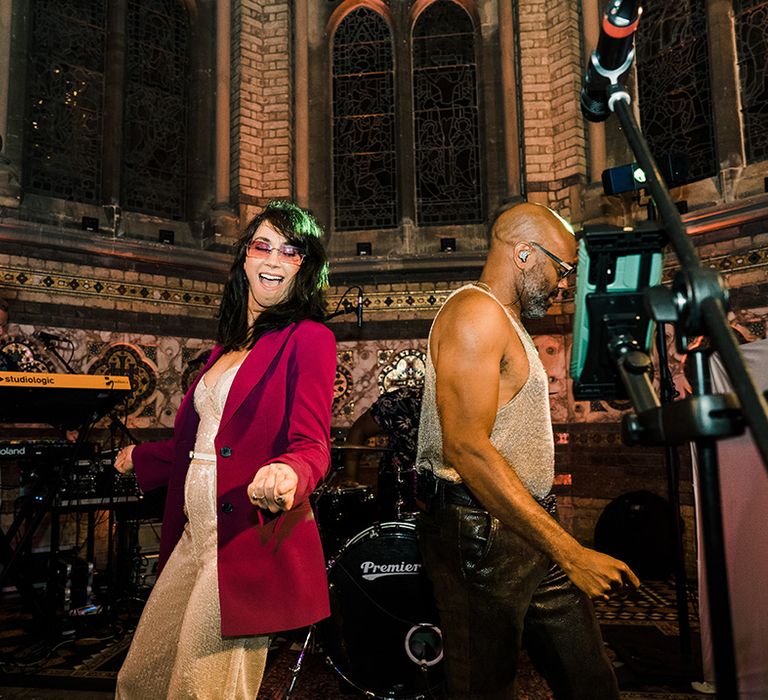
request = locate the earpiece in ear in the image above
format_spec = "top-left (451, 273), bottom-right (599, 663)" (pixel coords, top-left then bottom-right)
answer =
top-left (519, 250), bottom-right (530, 262)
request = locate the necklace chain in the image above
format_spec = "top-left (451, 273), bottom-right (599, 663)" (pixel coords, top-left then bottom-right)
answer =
top-left (474, 281), bottom-right (521, 320)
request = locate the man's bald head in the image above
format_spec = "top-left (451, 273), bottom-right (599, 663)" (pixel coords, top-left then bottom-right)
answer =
top-left (490, 202), bottom-right (574, 251)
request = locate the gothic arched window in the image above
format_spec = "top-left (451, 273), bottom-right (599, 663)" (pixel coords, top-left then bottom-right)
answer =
top-left (413, 1), bottom-right (482, 225)
top-left (634, 0), bottom-right (716, 183)
top-left (122, 0), bottom-right (189, 219)
top-left (330, 0), bottom-right (483, 234)
top-left (332, 7), bottom-right (397, 231)
top-left (24, 0), bottom-right (107, 203)
top-left (23, 0), bottom-right (190, 220)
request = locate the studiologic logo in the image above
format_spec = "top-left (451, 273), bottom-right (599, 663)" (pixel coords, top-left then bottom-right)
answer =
top-left (0, 374), bottom-right (53, 386)
top-left (360, 560), bottom-right (421, 581)
top-left (0, 446), bottom-right (26, 457)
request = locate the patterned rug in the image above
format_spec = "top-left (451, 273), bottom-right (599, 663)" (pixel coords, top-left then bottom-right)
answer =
top-left (0, 580), bottom-right (707, 698)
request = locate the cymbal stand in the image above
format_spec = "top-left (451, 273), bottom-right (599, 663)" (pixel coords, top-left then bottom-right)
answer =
top-left (284, 624), bottom-right (316, 699)
top-left (394, 459), bottom-right (404, 521)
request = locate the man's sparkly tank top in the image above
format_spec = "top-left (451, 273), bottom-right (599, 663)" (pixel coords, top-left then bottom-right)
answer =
top-left (415, 284), bottom-right (554, 499)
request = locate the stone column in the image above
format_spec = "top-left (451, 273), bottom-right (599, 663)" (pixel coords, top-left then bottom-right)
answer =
top-left (498, 0), bottom-right (521, 198)
top-left (294, 0), bottom-right (309, 207)
top-left (707, 0), bottom-right (744, 199)
top-left (214, 0), bottom-right (231, 207)
top-left (582, 0), bottom-right (606, 183)
top-left (209, 0), bottom-right (238, 239)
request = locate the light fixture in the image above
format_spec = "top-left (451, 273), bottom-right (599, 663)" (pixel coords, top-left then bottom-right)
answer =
top-left (440, 237), bottom-right (456, 253)
top-left (81, 216), bottom-right (99, 232)
top-left (159, 229), bottom-right (175, 245)
top-left (601, 163), bottom-right (646, 195)
top-left (357, 242), bottom-right (372, 256)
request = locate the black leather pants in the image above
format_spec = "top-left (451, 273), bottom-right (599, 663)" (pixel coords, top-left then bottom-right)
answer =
top-left (417, 488), bottom-right (619, 700)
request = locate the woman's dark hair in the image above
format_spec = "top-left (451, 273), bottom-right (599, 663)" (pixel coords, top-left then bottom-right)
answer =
top-left (217, 201), bottom-right (330, 350)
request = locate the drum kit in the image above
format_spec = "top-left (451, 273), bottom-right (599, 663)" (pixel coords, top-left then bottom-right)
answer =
top-left (286, 445), bottom-right (444, 699)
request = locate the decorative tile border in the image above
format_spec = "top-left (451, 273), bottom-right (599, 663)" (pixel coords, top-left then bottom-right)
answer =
top-left (1, 244), bottom-right (766, 320)
top-left (0, 263), bottom-right (221, 310)
top-left (663, 244), bottom-right (768, 280)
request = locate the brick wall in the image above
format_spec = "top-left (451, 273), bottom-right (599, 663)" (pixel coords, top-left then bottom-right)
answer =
top-left (231, 0), bottom-right (292, 228)
top-left (518, 0), bottom-right (587, 218)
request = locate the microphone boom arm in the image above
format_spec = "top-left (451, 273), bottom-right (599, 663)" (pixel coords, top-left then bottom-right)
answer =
top-left (587, 39), bottom-right (768, 698)
top-left (326, 285), bottom-right (364, 325)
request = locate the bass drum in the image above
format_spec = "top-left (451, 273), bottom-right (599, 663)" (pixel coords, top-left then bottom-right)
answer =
top-left (323, 521), bottom-right (444, 699)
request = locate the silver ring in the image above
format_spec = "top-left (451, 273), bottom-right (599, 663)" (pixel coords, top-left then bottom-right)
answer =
top-left (275, 495), bottom-right (285, 506)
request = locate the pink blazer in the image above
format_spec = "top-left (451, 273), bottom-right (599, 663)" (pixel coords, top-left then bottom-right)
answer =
top-left (132, 320), bottom-right (337, 636)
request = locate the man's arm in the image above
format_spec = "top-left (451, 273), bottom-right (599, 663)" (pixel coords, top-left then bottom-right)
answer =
top-left (433, 292), bottom-right (639, 599)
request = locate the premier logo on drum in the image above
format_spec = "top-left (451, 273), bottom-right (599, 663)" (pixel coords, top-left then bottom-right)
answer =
top-left (360, 560), bottom-right (421, 581)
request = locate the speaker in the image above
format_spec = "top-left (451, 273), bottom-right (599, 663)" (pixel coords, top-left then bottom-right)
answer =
top-left (594, 490), bottom-right (679, 580)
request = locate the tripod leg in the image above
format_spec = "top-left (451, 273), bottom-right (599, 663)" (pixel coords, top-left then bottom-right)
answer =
top-left (284, 624), bottom-right (314, 699)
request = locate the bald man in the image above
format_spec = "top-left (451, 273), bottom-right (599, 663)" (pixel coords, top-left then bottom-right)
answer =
top-left (416, 202), bottom-right (639, 699)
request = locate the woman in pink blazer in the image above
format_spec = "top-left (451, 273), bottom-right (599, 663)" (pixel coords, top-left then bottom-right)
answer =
top-left (114, 201), bottom-right (337, 699)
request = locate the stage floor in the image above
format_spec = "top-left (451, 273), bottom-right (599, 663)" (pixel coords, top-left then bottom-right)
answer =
top-left (0, 579), bottom-right (708, 699)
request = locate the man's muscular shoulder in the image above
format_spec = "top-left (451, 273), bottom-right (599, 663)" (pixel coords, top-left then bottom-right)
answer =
top-left (432, 288), bottom-right (508, 351)
top-left (442, 290), bottom-right (527, 381)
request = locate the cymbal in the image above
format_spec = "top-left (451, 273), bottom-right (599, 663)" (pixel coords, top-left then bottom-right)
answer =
top-left (331, 444), bottom-right (392, 452)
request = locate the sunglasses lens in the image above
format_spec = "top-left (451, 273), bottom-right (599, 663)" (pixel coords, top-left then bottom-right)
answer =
top-left (279, 246), bottom-right (304, 264)
top-left (247, 241), bottom-right (303, 264)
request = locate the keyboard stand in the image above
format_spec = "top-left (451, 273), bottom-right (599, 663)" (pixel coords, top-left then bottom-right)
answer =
top-left (0, 468), bottom-right (62, 638)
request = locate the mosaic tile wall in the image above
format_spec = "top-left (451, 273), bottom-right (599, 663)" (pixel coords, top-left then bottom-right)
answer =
top-left (2, 306), bottom-right (764, 435)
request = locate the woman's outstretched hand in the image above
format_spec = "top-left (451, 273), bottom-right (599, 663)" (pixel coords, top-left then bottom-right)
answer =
top-left (247, 462), bottom-right (298, 513)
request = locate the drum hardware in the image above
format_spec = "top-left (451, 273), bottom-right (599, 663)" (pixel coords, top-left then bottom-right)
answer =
top-left (404, 623), bottom-right (444, 691)
top-left (313, 483), bottom-right (377, 558)
top-left (284, 624), bottom-right (315, 700)
top-left (390, 458), bottom-right (420, 521)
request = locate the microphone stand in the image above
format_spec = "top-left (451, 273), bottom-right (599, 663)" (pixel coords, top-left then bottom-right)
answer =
top-left (655, 322), bottom-right (691, 659)
top-left (326, 285), bottom-right (363, 325)
top-left (39, 335), bottom-right (77, 376)
top-left (596, 78), bottom-right (768, 697)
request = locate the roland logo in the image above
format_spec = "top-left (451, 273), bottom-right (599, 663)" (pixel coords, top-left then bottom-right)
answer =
top-left (0, 445), bottom-right (26, 457)
top-left (360, 560), bottom-right (421, 581)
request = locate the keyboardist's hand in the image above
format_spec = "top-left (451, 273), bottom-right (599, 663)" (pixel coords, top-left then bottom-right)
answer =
top-left (115, 445), bottom-right (136, 474)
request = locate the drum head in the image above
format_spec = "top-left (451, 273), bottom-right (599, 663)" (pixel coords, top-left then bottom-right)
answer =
top-left (322, 521), bottom-right (443, 699)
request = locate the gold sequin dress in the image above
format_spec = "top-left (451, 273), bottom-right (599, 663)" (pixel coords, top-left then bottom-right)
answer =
top-left (116, 363), bottom-right (269, 699)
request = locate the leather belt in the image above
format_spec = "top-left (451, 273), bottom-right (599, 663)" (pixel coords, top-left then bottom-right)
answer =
top-left (425, 473), bottom-right (558, 518)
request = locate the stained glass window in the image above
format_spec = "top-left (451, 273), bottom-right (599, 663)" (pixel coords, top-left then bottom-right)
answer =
top-left (734, 0), bottom-right (768, 163)
top-left (122, 0), bottom-right (189, 219)
top-left (413, 1), bottom-right (482, 225)
top-left (332, 8), bottom-right (397, 230)
top-left (23, 0), bottom-right (189, 220)
top-left (635, 0), bottom-right (716, 183)
top-left (23, 0), bottom-right (107, 203)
